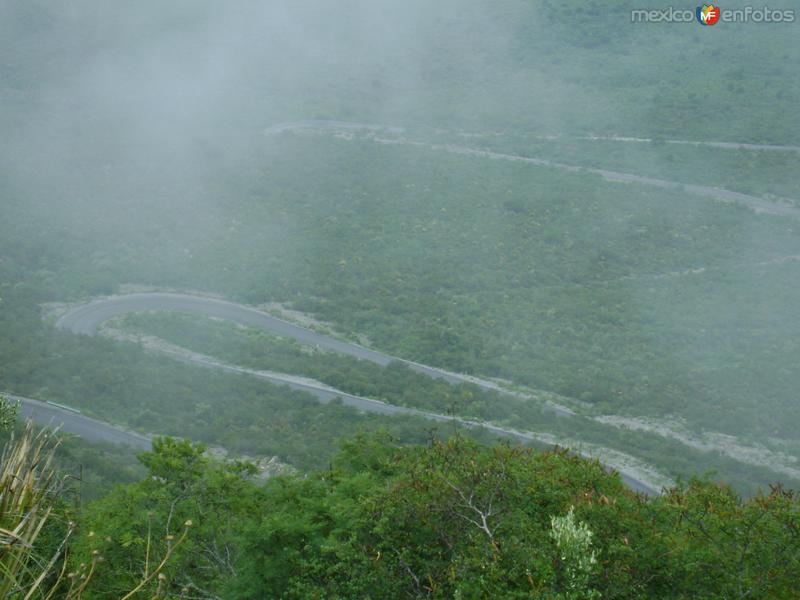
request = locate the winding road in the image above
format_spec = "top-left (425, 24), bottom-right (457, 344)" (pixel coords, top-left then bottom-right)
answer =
top-left (43, 292), bottom-right (659, 495)
top-left (266, 120), bottom-right (800, 218)
top-left (56, 292), bottom-right (508, 389)
top-left (12, 121), bottom-right (800, 497)
top-left (31, 118), bottom-right (784, 497)
top-left (8, 393), bottom-right (151, 449)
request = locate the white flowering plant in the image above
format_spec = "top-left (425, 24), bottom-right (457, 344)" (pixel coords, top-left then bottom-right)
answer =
top-left (549, 506), bottom-right (601, 599)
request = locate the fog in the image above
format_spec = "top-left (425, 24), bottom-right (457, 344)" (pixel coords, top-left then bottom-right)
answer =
top-left (5, 3), bottom-right (800, 595)
top-left (1, 0), bottom-right (800, 495)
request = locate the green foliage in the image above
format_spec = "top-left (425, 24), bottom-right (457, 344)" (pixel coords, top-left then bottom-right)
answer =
top-left (116, 311), bottom-right (800, 495)
top-left (0, 422), bottom-right (146, 503)
top-left (3, 0), bottom-right (799, 596)
top-left (549, 507), bottom-right (600, 599)
top-left (0, 283), bottom-right (487, 474)
top-left (0, 424), bottom-right (197, 599)
top-left (117, 310), bottom-right (550, 423)
top-left (440, 132), bottom-right (800, 204)
top-left (236, 436), bottom-right (800, 598)
top-left (2, 421), bottom-right (796, 598)
top-left (1, 0), bottom-right (799, 521)
top-left (0, 394), bottom-right (18, 432)
top-left (72, 437), bottom-right (259, 598)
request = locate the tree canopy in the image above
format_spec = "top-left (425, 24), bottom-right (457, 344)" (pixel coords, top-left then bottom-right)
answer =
top-left (63, 433), bottom-right (800, 598)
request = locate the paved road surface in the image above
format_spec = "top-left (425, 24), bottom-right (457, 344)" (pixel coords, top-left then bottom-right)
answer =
top-left (266, 120), bottom-right (800, 218)
top-left (376, 138), bottom-right (800, 219)
top-left (8, 393), bottom-right (151, 450)
top-left (55, 292), bottom-right (563, 406)
top-left (51, 293), bottom-right (658, 495)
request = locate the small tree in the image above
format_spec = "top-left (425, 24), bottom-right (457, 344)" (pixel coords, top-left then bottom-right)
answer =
top-left (549, 506), bottom-right (600, 599)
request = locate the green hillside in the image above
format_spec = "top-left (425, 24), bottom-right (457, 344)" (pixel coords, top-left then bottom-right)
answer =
top-left (1, 0), bottom-right (799, 596)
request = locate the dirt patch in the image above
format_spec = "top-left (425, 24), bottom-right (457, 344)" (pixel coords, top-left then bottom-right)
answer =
top-left (595, 415), bottom-right (800, 480)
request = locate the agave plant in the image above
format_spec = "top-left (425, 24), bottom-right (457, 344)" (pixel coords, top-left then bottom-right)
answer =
top-left (0, 396), bottom-right (190, 599)
top-left (0, 417), bottom-right (63, 598)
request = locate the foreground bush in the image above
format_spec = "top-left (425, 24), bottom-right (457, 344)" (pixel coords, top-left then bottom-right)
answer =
top-left (4, 408), bottom-right (799, 598)
top-left (73, 430), bottom-right (800, 598)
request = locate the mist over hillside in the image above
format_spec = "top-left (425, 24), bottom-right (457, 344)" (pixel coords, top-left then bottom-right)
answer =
top-left (0, 2), bottom-right (799, 596)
